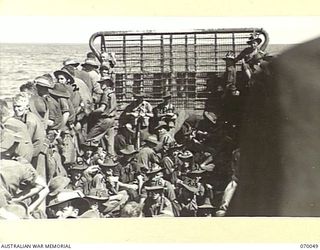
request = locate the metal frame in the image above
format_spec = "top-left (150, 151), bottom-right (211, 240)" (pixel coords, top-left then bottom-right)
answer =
top-left (89, 28), bottom-right (269, 111)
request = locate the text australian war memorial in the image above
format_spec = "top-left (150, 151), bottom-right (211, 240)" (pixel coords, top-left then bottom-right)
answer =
top-left (0, 28), bottom-right (273, 218)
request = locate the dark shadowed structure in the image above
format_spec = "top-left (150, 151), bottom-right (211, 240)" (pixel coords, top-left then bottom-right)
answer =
top-left (229, 37), bottom-right (320, 216)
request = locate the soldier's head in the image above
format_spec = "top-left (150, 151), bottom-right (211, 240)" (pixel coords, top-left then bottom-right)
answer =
top-left (13, 93), bottom-right (30, 117)
top-left (97, 78), bottom-right (114, 90)
top-left (20, 81), bottom-right (37, 97)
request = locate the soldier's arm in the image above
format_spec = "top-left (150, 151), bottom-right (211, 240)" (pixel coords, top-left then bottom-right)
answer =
top-left (29, 117), bottom-right (45, 157)
top-left (93, 104), bottom-right (106, 113)
top-left (117, 181), bottom-right (138, 190)
top-left (145, 103), bottom-right (154, 117)
top-left (59, 98), bottom-right (70, 129)
top-left (12, 175), bottom-right (48, 213)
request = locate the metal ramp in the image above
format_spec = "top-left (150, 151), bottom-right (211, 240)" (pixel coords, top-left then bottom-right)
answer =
top-left (89, 28), bottom-right (269, 111)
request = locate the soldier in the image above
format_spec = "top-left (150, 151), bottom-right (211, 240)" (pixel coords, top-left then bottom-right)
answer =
top-left (135, 135), bottom-right (161, 171)
top-left (222, 51), bottom-right (237, 92)
top-left (61, 59), bottom-right (93, 105)
top-left (117, 145), bottom-right (143, 201)
top-left (81, 59), bottom-right (103, 104)
top-left (121, 92), bottom-right (153, 148)
top-left (161, 142), bottom-right (183, 185)
top-left (141, 164), bottom-right (177, 203)
top-left (100, 51), bottom-right (117, 69)
top-left (0, 160), bottom-right (49, 217)
top-left (153, 92), bottom-right (177, 129)
top-left (49, 83), bottom-right (75, 132)
top-left (120, 201), bottom-right (142, 217)
top-left (235, 33), bottom-right (265, 81)
top-left (99, 62), bottom-right (116, 83)
top-left (114, 123), bottom-right (135, 156)
top-left (155, 121), bottom-right (175, 154)
top-left (61, 61), bottom-right (94, 127)
top-left (20, 81), bottom-right (50, 130)
top-left (142, 179), bottom-right (174, 217)
top-left (53, 69), bottom-right (81, 115)
top-left (86, 78), bottom-right (117, 157)
top-left (46, 190), bottom-right (93, 219)
top-left (176, 177), bottom-right (200, 217)
top-left (34, 75), bottom-right (63, 131)
top-left (48, 83), bottom-right (77, 165)
top-left (12, 93), bottom-right (46, 171)
top-left (0, 99), bottom-right (33, 162)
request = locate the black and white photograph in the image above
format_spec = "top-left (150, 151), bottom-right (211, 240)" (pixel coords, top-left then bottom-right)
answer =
top-left (1, 15), bottom-right (320, 221)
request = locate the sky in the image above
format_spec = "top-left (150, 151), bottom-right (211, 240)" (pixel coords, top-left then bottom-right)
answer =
top-left (1, 16), bottom-right (320, 44)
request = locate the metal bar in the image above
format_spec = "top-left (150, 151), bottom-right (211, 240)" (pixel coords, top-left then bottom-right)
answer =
top-left (194, 34), bottom-right (197, 72)
top-left (105, 44), bottom-right (249, 51)
top-left (140, 34), bottom-right (143, 72)
top-left (185, 34), bottom-right (188, 72)
top-left (113, 55), bottom-right (231, 61)
top-left (232, 32), bottom-right (236, 54)
top-left (214, 33), bottom-right (217, 72)
top-left (91, 28), bottom-right (267, 36)
top-left (122, 36), bottom-right (127, 96)
top-left (117, 97), bottom-right (209, 102)
top-left (115, 83), bottom-right (204, 87)
top-left (160, 35), bottom-right (164, 74)
top-left (101, 35), bottom-right (106, 54)
top-left (114, 63), bottom-right (228, 67)
top-left (89, 28), bottom-right (269, 57)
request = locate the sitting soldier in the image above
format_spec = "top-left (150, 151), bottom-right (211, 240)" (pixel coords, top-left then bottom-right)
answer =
top-left (0, 160), bottom-right (49, 218)
top-left (46, 190), bottom-right (97, 219)
top-left (120, 92), bottom-right (153, 148)
top-left (142, 179), bottom-right (174, 217)
top-left (153, 92), bottom-right (177, 129)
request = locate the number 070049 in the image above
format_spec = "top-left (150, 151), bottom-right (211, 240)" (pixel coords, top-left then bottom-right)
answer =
top-left (300, 244), bottom-right (319, 248)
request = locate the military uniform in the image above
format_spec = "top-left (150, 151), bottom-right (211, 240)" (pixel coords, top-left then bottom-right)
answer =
top-left (87, 88), bottom-right (117, 156)
top-left (2, 117), bottom-right (33, 162)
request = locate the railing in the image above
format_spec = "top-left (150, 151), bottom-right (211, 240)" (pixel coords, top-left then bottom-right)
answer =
top-left (89, 28), bottom-right (269, 111)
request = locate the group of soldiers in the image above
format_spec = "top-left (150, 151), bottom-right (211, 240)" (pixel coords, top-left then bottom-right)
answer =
top-left (0, 34), bottom-right (269, 219)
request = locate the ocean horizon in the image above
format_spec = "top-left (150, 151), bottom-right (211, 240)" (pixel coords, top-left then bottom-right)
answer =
top-left (0, 43), bottom-right (294, 100)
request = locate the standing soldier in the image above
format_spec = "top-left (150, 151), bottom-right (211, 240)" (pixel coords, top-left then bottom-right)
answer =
top-left (86, 78), bottom-right (117, 157)
top-left (100, 51), bottom-right (117, 87)
top-left (222, 51), bottom-right (237, 92)
top-left (20, 81), bottom-right (50, 130)
top-left (81, 59), bottom-right (103, 105)
top-left (34, 75), bottom-right (64, 131)
top-left (99, 62), bottom-right (116, 84)
top-left (63, 58), bottom-right (95, 102)
top-left (61, 59), bottom-right (93, 116)
top-left (48, 83), bottom-right (77, 165)
top-left (100, 51), bottom-right (117, 69)
top-left (53, 69), bottom-right (82, 120)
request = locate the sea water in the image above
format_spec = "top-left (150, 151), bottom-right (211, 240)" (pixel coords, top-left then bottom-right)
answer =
top-left (0, 43), bottom-right (89, 99)
top-left (0, 43), bottom-right (292, 100)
